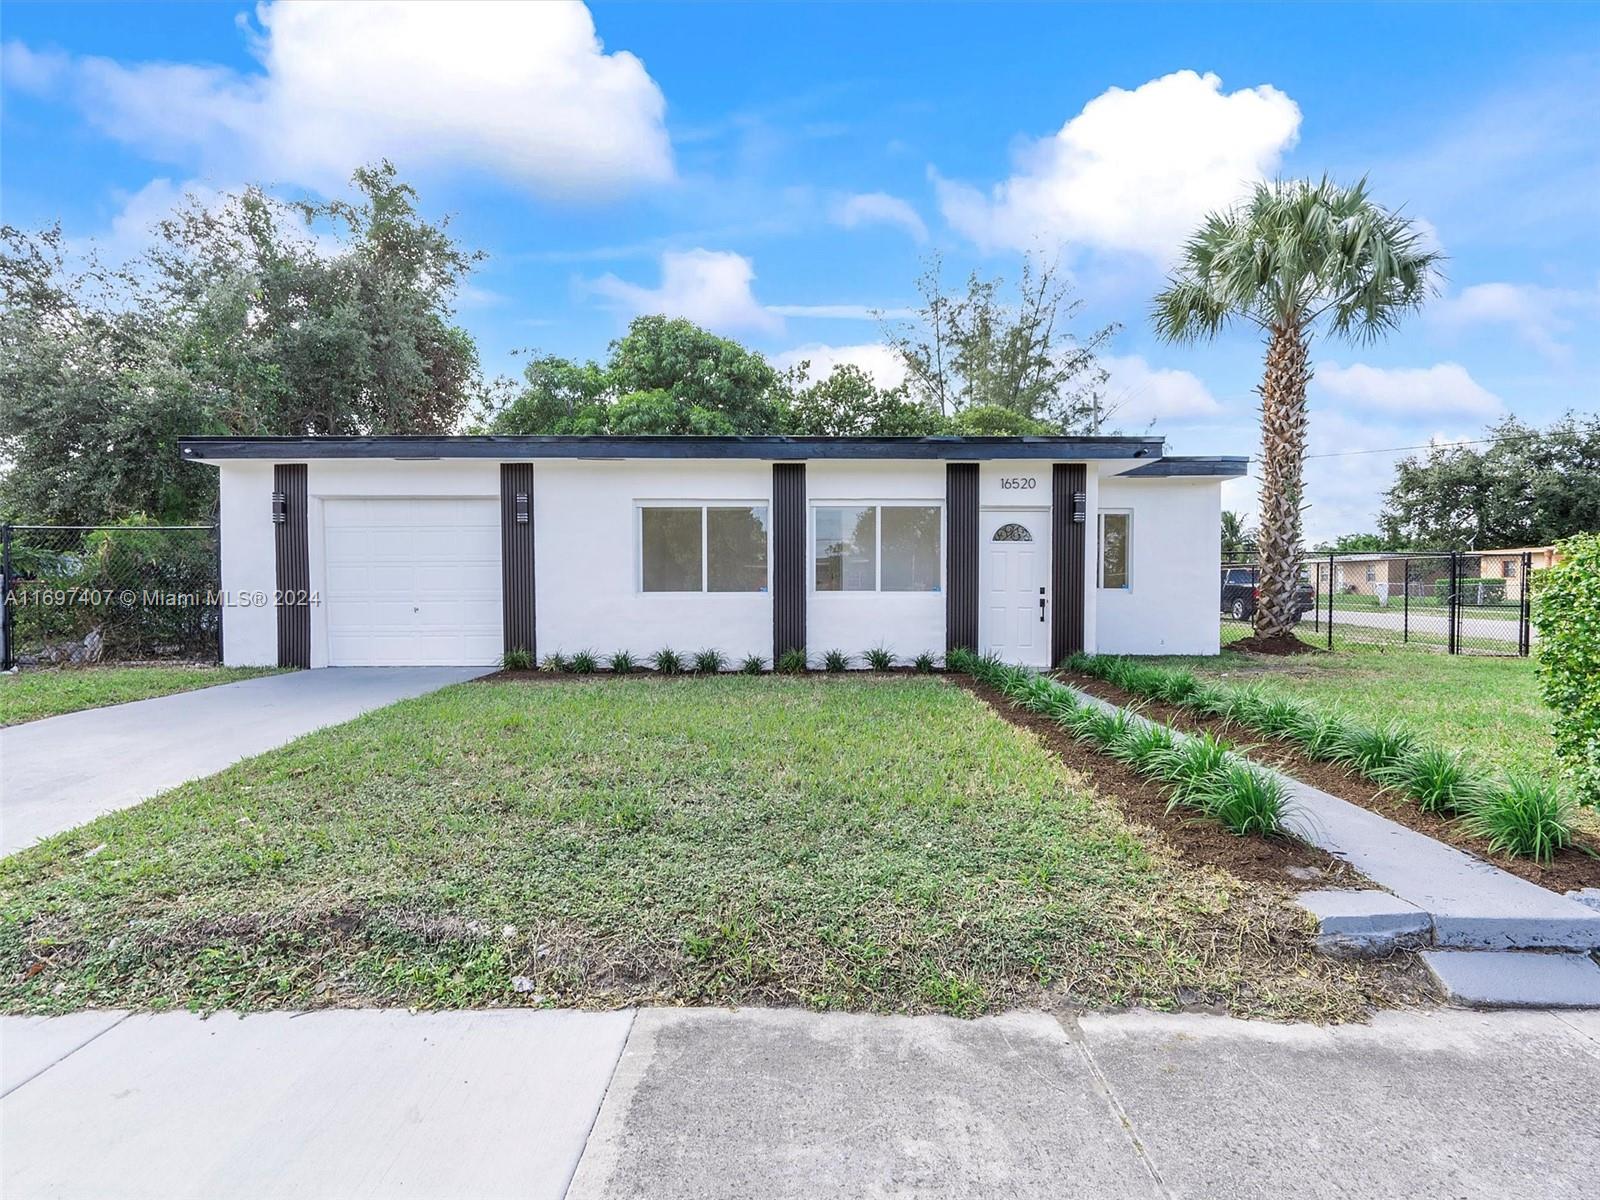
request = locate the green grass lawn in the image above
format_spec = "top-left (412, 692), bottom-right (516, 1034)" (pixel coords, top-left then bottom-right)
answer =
top-left (0, 665), bottom-right (283, 726)
top-left (0, 676), bottom-right (1382, 1021)
top-left (1157, 645), bottom-right (1556, 779)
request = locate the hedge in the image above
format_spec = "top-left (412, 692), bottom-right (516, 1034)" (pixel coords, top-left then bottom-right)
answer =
top-left (1532, 532), bottom-right (1600, 808)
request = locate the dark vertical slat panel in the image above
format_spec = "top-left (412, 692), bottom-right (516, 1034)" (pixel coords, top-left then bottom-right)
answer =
top-left (500, 463), bottom-right (537, 658)
top-left (273, 463), bottom-right (310, 668)
top-left (1051, 463), bottom-right (1086, 665)
top-left (945, 463), bottom-right (979, 655)
top-left (771, 463), bottom-right (807, 663)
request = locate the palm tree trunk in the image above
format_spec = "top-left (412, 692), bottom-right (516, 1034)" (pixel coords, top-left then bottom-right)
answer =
top-left (1255, 323), bottom-right (1311, 640)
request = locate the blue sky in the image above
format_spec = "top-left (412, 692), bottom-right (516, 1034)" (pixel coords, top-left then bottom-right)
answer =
top-left (4, 1), bottom-right (1597, 540)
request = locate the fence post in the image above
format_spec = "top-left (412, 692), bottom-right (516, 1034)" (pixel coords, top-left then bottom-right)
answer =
top-left (1519, 550), bottom-right (1532, 657)
top-left (1402, 558), bottom-right (1410, 644)
top-left (1, 524), bottom-right (12, 672)
top-left (1326, 551), bottom-right (1335, 651)
top-left (1448, 551), bottom-right (1459, 655)
top-left (212, 523), bottom-right (225, 665)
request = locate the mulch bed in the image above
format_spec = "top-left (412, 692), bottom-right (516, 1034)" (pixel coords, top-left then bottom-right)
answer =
top-left (476, 668), bottom-right (936, 684)
top-left (953, 677), bottom-right (1359, 890)
top-left (1057, 670), bottom-right (1600, 894)
top-left (1229, 634), bottom-right (1321, 656)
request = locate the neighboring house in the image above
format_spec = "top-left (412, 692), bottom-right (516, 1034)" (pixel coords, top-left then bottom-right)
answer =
top-left (178, 435), bottom-right (1246, 670)
top-left (1472, 545), bottom-right (1562, 602)
top-left (1308, 546), bottom-right (1560, 603)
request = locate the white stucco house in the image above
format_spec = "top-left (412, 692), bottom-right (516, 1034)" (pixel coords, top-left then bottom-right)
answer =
top-left (178, 434), bottom-right (1244, 670)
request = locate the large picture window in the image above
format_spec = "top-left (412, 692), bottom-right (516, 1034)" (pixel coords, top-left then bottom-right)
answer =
top-left (1098, 510), bottom-right (1131, 590)
top-left (814, 504), bottom-right (941, 592)
top-left (640, 505), bottom-right (768, 593)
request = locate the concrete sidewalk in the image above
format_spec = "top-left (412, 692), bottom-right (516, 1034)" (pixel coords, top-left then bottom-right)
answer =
top-left (4, 1005), bottom-right (1597, 1199)
top-left (1, 666), bottom-right (483, 855)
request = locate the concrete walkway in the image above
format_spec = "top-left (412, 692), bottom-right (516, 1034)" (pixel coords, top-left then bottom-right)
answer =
top-left (0, 667), bottom-right (483, 856)
top-left (3, 1005), bottom-right (1597, 1199)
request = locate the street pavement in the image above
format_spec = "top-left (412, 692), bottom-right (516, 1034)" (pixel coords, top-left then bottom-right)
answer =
top-left (4, 1004), bottom-right (1597, 1199)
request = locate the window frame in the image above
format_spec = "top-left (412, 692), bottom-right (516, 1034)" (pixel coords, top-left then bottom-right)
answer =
top-left (1097, 509), bottom-right (1133, 591)
top-left (635, 500), bottom-right (771, 595)
top-left (809, 499), bottom-right (945, 595)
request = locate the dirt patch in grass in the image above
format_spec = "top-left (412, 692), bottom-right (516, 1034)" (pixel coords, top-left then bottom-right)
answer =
top-left (1059, 671), bottom-right (1600, 893)
top-left (955, 677), bottom-right (1358, 889)
top-left (1229, 634), bottom-right (1322, 656)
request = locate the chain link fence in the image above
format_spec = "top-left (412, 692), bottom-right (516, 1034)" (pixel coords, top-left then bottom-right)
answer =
top-left (1220, 548), bottom-right (1533, 656)
top-left (1, 524), bottom-right (222, 669)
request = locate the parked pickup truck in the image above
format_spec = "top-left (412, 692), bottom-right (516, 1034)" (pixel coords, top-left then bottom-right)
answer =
top-left (1220, 566), bottom-right (1316, 622)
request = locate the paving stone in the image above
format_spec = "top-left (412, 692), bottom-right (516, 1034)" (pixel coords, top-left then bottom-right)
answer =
top-left (1422, 950), bottom-right (1600, 1008)
top-left (1296, 889), bottom-right (1432, 957)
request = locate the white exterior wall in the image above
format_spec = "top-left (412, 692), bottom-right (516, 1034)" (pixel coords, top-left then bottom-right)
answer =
top-left (805, 461), bottom-right (947, 663)
top-left (534, 459), bottom-right (772, 661)
top-left (1093, 473), bottom-right (1221, 656)
top-left (213, 453), bottom-right (1227, 668)
top-left (217, 461), bottom-right (279, 666)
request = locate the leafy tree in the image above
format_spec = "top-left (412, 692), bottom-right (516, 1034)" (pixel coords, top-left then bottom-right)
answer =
top-left (480, 354), bottom-right (611, 435)
top-left (883, 253), bottom-right (1117, 430)
top-left (1153, 177), bottom-right (1440, 643)
top-left (947, 404), bottom-right (1055, 436)
top-left (1, 163), bottom-right (486, 525)
top-left (785, 363), bottom-right (945, 436)
top-left (607, 316), bottom-right (787, 434)
top-left (1312, 532), bottom-right (1394, 553)
top-left (1378, 414), bottom-right (1600, 548)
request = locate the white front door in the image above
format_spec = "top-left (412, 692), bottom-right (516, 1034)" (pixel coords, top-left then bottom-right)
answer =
top-left (323, 498), bottom-right (503, 666)
top-left (979, 508), bottom-right (1050, 668)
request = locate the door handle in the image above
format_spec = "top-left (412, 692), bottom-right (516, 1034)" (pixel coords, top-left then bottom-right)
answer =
top-left (1039, 587), bottom-right (1046, 621)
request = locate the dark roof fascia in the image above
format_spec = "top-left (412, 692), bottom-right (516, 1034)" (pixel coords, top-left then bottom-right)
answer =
top-left (179, 434), bottom-right (1169, 463)
top-left (1116, 456), bottom-right (1249, 479)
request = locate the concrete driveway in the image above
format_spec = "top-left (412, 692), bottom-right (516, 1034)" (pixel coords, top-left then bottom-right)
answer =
top-left (0, 667), bottom-right (484, 856)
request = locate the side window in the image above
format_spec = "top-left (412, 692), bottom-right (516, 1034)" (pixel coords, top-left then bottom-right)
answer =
top-left (1098, 511), bottom-right (1131, 590)
top-left (640, 507), bottom-right (702, 592)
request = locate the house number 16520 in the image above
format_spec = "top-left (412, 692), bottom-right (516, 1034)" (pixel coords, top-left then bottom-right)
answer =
top-left (999, 477), bottom-right (1037, 490)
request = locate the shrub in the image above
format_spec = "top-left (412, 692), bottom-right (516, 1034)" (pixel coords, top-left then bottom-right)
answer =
top-left (651, 648), bottom-right (684, 675)
top-left (1108, 720), bottom-right (1177, 768)
top-left (1153, 669), bottom-right (1201, 705)
top-left (540, 652), bottom-right (570, 673)
top-left (1185, 762), bottom-right (1290, 837)
top-left (1279, 706), bottom-right (1350, 761)
top-left (1152, 733), bottom-right (1232, 803)
top-left (1532, 532), bottom-right (1600, 808)
top-left (739, 654), bottom-right (765, 674)
top-left (607, 650), bottom-right (637, 674)
top-left (693, 648), bottom-right (727, 675)
top-left (776, 648), bottom-right (808, 673)
top-left (1460, 774), bottom-right (1574, 863)
top-left (822, 649), bottom-right (850, 672)
top-left (568, 649), bottom-right (598, 675)
top-left (1374, 746), bottom-right (1481, 815)
top-left (502, 648), bottom-right (534, 671)
top-left (1328, 722), bottom-right (1417, 775)
top-left (912, 652), bottom-right (937, 673)
top-left (864, 645), bottom-right (895, 671)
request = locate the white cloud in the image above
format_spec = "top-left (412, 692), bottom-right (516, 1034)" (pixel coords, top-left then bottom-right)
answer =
top-left (829, 192), bottom-right (928, 242)
top-left (771, 343), bottom-right (908, 389)
top-left (1430, 281), bottom-right (1598, 362)
top-left (591, 249), bottom-right (782, 335)
top-left (1314, 362), bottom-right (1504, 420)
top-left (17, 1), bottom-right (671, 198)
top-left (1101, 354), bottom-right (1224, 425)
top-left (935, 70), bottom-right (1301, 260)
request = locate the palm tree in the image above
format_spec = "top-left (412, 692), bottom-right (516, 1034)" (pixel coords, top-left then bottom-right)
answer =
top-left (1220, 511), bottom-right (1254, 560)
top-left (1153, 177), bottom-right (1441, 643)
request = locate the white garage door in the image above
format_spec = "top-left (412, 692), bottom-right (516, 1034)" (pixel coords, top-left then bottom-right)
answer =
top-left (323, 498), bottom-right (502, 666)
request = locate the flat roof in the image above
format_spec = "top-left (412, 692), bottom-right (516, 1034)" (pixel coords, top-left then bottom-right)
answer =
top-left (1116, 456), bottom-right (1248, 479)
top-left (178, 433), bottom-right (1174, 463)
